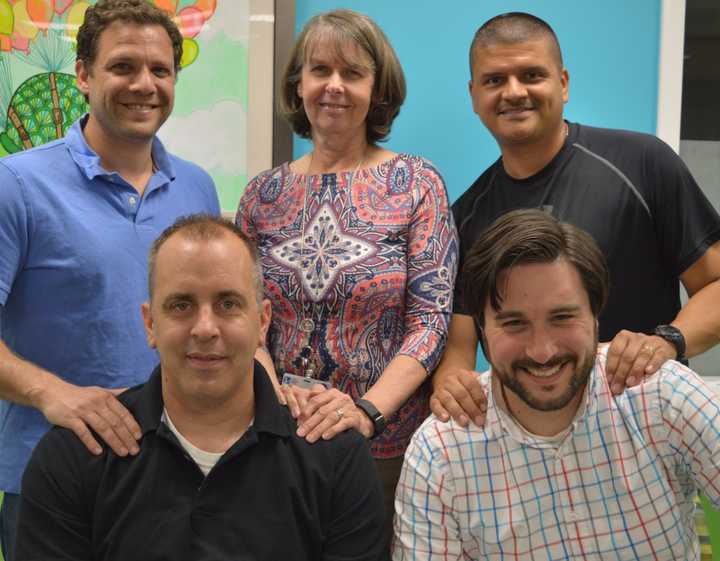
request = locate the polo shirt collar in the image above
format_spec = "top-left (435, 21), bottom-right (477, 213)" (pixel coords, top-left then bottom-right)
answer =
top-left (65, 114), bottom-right (176, 183)
top-left (132, 360), bottom-right (291, 439)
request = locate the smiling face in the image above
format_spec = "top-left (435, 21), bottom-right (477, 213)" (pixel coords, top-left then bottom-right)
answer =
top-left (76, 21), bottom-right (176, 152)
top-left (482, 258), bottom-right (597, 434)
top-left (142, 231), bottom-right (270, 411)
top-left (297, 37), bottom-right (375, 142)
top-left (469, 37), bottom-right (568, 150)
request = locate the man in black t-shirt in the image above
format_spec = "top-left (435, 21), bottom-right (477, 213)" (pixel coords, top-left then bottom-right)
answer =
top-left (430, 12), bottom-right (720, 427)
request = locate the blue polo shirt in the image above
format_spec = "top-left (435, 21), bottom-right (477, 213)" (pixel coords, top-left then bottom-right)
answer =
top-left (0, 116), bottom-right (220, 492)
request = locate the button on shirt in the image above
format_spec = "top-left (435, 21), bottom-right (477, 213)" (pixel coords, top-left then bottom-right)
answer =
top-left (393, 347), bottom-right (720, 560)
top-left (0, 115), bottom-right (220, 492)
top-left (17, 362), bottom-right (387, 561)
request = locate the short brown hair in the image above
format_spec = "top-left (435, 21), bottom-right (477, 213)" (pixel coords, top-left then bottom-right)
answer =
top-left (148, 215), bottom-right (263, 304)
top-left (76, 0), bottom-right (183, 74)
top-left (279, 9), bottom-right (406, 144)
top-left (462, 209), bottom-right (608, 328)
top-left (469, 12), bottom-right (563, 78)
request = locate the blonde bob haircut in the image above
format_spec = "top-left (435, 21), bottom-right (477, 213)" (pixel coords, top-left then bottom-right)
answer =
top-left (279, 9), bottom-right (406, 144)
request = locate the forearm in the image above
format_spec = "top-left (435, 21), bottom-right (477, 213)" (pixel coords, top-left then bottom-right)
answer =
top-left (432, 314), bottom-right (479, 389)
top-left (362, 354), bottom-right (427, 419)
top-left (0, 338), bottom-right (62, 410)
top-left (672, 279), bottom-right (720, 358)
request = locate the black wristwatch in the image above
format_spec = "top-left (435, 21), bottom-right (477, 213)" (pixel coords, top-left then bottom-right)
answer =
top-left (355, 398), bottom-right (387, 437)
top-left (653, 324), bottom-right (688, 365)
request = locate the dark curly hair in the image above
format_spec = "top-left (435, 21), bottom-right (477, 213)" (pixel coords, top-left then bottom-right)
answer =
top-left (76, 0), bottom-right (183, 74)
top-left (279, 9), bottom-right (406, 144)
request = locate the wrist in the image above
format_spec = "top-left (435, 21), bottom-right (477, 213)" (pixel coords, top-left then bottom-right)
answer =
top-left (355, 398), bottom-right (387, 438)
top-left (653, 324), bottom-right (687, 365)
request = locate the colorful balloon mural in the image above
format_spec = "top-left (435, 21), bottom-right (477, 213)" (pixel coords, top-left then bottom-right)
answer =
top-left (0, 0), bottom-right (218, 154)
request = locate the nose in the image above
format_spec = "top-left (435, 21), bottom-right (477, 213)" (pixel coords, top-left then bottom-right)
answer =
top-left (501, 76), bottom-right (528, 101)
top-left (325, 71), bottom-right (344, 93)
top-left (525, 325), bottom-right (558, 365)
top-left (191, 305), bottom-right (219, 341)
top-left (130, 66), bottom-right (156, 95)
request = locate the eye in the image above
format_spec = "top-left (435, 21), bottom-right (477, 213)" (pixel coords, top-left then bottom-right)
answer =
top-left (310, 64), bottom-right (330, 75)
top-left (551, 313), bottom-right (575, 323)
top-left (167, 300), bottom-right (191, 313)
top-left (218, 298), bottom-right (243, 313)
top-left (483, 75), bottom-right (503, 87)
top-left (501, 319), bottom-right (526, 332)
top-left (153, 66), bottom-right (172, 78)
top-left (111, 62), bottom-right (132, 73)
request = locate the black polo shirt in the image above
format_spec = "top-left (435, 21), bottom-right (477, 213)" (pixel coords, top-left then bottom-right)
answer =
top-left (16, 362), bottom-right (387, 561)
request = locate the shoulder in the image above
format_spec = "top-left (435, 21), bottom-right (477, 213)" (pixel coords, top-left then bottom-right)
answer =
top-left (571, 122), bottom-right (677, 163)
top-left (242, 162), bottom-right (294, 201)
top-left (0, 139), bottom-right (68, 176)
top-left (452, 159), bottom-right (501, 214)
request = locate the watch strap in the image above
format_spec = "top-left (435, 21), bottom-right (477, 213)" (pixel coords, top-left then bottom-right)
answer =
top-left (653, 324), bottom-right (688, 365)
top-left (355, 398), bottom-right (387, 437)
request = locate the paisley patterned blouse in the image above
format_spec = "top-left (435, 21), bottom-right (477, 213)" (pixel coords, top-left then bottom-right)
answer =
top-left (236, 154), bottom-right (458, 458)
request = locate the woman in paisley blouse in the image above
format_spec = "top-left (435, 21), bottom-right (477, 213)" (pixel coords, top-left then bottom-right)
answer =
top-left (236, 9), bottom-right (457, 530)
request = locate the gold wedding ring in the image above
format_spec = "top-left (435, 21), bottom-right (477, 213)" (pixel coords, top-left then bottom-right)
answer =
top-left (335, 408), bottom-right (344, 422)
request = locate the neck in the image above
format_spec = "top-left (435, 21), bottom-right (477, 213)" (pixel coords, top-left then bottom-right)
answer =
top-left (495, 376), bottom-right (585, 437)
top-left (162, 381), bottom-right (255, 454)
top-left (309, 131), bottom-right (370, 174)
top-left (500, 121), bottom-right (568, 179)
top-left (82, 115), bottom-right (155, 195)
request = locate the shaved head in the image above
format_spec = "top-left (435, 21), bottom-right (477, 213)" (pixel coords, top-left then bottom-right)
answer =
top-left (469, 12), bottom-right (563, 78)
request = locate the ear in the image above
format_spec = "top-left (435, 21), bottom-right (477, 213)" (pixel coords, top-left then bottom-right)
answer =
top-left (258, 298), bottom-right (272, 347)
top-left (296, 81), bottom-right (303, 99)
top-left (75, 59), bottom-right (91, 97)
top-left (141, 302), bottom-right (157, 349)
top-left (561, 68), bottom-right (569, 104)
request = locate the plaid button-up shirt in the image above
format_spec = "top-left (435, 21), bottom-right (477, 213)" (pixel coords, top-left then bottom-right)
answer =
top-left (394, 348), bottom-right (720, 560)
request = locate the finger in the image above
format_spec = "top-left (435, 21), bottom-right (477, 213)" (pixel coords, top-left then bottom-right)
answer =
top-left (102, 399), bottom-right (142, 454)
top-left (453, 374), bottom-right (488, 426)
top-left (321, 416), bottom-right (357, 440)
top-left (611, 339), bottom-right (648, 394)
top-left (81, 411), bottom-right (129, 456)
top-left (282, 385), bottom-right (301, 418)
top-left (434, 388), bottom-right (470, 427)
top-left (298, 396), bottom-right (347, 440)
top-left (67, 419), bottom-right (103, 456)
top-left (429, 394), bottom-right (451, 422)
top-left (605, 332), bottom-right (630, 382)
top-left (301, 389), bottom-right (341, 420)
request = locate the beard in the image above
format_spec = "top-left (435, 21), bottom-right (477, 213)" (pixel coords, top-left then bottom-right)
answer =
top-left (490, 331), bottom-right (598, 413)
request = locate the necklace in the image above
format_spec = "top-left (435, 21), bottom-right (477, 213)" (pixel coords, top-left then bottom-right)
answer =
top-left (292, 150), bottom-right (366, 379)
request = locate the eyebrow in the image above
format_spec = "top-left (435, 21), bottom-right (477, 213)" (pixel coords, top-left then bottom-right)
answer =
top-left (494, 305), bottom-right (582, 320)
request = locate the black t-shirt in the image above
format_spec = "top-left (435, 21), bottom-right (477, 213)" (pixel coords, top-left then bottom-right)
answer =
top-left (453, 122), bottom-right (720, 341)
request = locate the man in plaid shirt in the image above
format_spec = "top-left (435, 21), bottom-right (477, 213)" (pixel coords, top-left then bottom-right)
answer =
top-left (394, 209), bottom-right (720, 560)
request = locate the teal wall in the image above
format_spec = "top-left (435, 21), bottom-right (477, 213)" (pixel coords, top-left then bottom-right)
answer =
top-left (293, 0), bottom-right (662, 203)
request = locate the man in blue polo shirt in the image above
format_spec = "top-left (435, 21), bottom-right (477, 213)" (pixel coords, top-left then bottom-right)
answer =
top-left (0, 1), bottom-right (219, 558)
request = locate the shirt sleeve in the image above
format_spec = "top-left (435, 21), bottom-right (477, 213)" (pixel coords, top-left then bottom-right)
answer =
top-left (644, 138), bottom-right (720, 277)
top-left (398, 160), bottom-right (459, 373)
top-left (393, 421), bottom-right (462, 561)
top-left (0, 162), bottom-right (29, 307)
top-left (323, 433), bottom-right (388, 561)
top-left (16, 429), bottom-right (94, 561)
top-left (235, 176), bottom-right (260, 241)
top-left (651, 364), bottom-right (720, 506)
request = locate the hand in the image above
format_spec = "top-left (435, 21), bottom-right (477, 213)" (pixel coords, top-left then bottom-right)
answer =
top-left (296, 388), bottom-right (374, 442)
top-left (36, 378), bottom-right (141, 456)
top-left (605, 331), bottom-right (676, 394)
top-left (430, 368), bottom-right (487, 427)
top-left (281, 383), bottom-right (326, 420)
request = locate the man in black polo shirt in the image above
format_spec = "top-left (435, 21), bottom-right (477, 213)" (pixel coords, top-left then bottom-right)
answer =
top-left (15, 215), bottom-right (386, 561)
top-left (430, 12), bottom-right (720, 427)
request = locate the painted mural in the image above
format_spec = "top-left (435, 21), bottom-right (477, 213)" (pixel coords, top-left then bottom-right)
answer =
top-left (0, 0), bottom-right (249, 211)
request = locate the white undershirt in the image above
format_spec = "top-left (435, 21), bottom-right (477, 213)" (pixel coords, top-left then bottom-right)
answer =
top-left (161, 408), bottom-right (225, 476)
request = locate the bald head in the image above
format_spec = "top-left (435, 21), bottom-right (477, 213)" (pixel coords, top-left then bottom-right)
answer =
top-left (469, 12), bottom-right (563, 78)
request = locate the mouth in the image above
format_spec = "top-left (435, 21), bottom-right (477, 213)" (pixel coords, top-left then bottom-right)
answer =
top-left (319, 102), bottom-right (351, 111)
top-left (514, 357), bottom-right (572, 383)
top-left (186, 352), bottom-right (227, 367)
top-left (120, 103), bottom-right (158, 112)
top-left (498, 106), bottom-right (535, 117)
